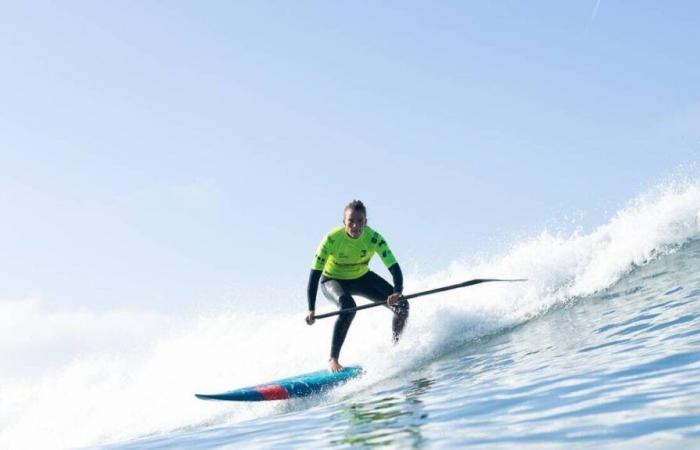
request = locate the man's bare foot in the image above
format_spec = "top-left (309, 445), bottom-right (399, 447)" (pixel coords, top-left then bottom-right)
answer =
top-left (328, 358), bottom-right (343, 373)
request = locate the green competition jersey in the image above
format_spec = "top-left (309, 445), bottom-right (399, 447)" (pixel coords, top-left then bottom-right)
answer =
top-left (311, 225), bottom-right (398, 279)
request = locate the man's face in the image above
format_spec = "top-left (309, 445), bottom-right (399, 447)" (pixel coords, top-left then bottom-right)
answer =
top-left (343, 209), bottom-right (366, 239)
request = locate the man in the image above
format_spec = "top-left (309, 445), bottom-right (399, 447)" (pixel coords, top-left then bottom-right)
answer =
top-left (305, 200), bottom-right (409, 372)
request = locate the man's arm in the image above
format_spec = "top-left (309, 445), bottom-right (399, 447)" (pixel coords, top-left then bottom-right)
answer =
top-left (374, 231), bottom-right (402, 293)
top-left (388, 263), bottom-right (403, 294)
top-left (306, 269), bottom-right (322, 312)
top-left (307, 232), bottom-right (333, 325)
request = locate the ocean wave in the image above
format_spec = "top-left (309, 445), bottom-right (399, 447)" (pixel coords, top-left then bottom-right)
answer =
top-left (2, 180), bottom-right (700, 449)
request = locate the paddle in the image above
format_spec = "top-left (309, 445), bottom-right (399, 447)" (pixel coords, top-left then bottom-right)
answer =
top-left (314, 278), bottom-right (527, 320)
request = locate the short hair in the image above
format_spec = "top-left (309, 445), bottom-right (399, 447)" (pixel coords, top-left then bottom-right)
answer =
top-left (344, 200), bottom-right (367, 216)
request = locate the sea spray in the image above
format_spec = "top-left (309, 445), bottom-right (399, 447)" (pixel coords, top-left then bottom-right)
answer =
top-left (2, 180), bottom-right (700, 449)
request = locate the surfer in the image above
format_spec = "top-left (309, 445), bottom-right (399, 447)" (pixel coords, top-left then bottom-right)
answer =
top-left (305, 200), bottom-right (409, 372)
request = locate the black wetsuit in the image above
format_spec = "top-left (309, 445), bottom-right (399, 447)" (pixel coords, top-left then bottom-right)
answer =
top-left (308, 265), bottom-right (409, 359)
top-left (321, 269), bottom-right (409, 358)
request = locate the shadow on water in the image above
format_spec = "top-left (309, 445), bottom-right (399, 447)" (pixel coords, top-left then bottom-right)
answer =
top-left (327, 377), bottom-right (435, 448)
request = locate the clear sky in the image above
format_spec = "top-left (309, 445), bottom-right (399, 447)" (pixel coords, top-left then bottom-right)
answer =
top-left (1, 1), bottom-right (698, 314)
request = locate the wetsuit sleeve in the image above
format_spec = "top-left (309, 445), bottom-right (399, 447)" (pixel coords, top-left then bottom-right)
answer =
top-left (308, 232), bottom-right (333, 310)
top-left (388, 263), bottom-right (404, 294)
top-left (306, 269), bottom-right (322, 311)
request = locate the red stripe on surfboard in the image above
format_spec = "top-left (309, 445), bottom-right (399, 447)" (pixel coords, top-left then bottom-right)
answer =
top-left (255, 385), bottom-right (289, 400)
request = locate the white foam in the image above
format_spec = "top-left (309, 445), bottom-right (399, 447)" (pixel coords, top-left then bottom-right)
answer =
top-left (2, 180), bottom-right (700, 449)
top-left (397, 180), bottom-right (700, 340)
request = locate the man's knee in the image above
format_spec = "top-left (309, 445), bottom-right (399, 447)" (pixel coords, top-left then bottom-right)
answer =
top-left (339, 295), bottom-right (357, 319)
top-left (339, 294), bottom-right (356, 308)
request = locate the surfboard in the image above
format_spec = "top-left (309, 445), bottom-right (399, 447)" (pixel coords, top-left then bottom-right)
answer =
top-left (195, 366), bottom-right (363, 401)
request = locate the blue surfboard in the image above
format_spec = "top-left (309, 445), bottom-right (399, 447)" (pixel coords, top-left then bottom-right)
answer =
top-left (195, 366), bottom-right (363, 401)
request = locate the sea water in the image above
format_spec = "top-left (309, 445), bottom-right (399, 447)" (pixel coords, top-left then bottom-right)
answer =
top-left (3, 181), bottom-right (700, 449)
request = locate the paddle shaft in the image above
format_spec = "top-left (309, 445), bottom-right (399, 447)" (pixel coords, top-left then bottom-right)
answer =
top-left (313, 278), bottom-right (526, 320)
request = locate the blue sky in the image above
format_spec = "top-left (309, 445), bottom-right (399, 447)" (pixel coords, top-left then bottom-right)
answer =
top-left (1, 1), bottom-right (698, 314)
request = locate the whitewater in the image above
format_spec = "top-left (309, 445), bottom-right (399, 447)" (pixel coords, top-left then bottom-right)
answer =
top-left (3, 180), bottom-right (700, 449)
